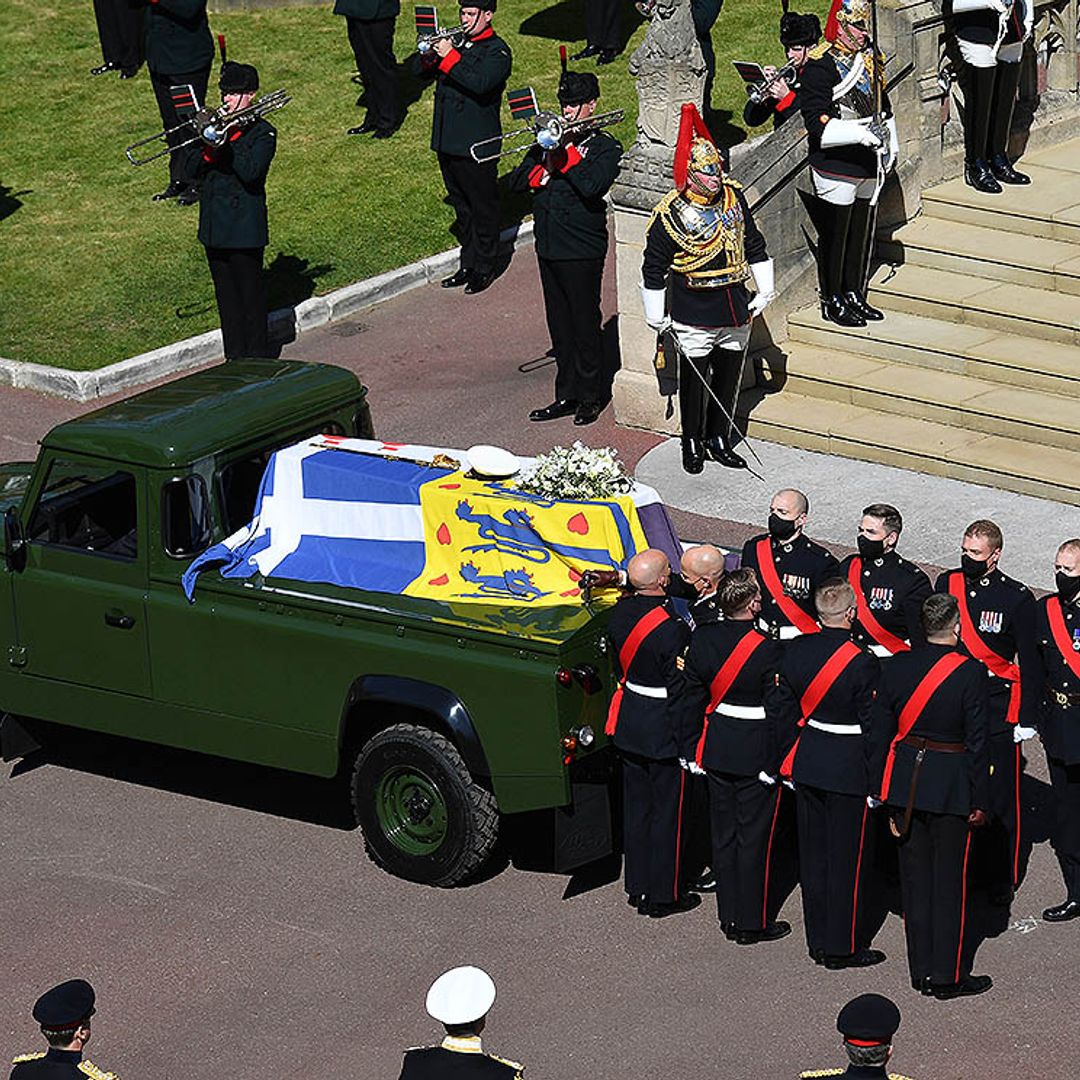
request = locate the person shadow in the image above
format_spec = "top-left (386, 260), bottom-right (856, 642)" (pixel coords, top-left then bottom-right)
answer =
top-left (265, 254), bottom-right (336, 354)
top-left (517, 0), bottom-right (646, 54)
top-left (1, 182), bottom-right (30, 222)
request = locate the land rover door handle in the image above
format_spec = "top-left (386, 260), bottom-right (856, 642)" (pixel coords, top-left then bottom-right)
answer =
top-left (104, 610), bottom-right (136, 630)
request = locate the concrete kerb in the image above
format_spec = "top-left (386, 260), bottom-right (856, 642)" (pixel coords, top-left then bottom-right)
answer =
top-left (0, 221), bottom-right (535, 404)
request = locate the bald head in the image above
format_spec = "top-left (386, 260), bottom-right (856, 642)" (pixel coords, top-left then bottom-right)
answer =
top-left (628, 549), bottom-right (671, 594)
top-left (769, 488), bottom-right (809, 542)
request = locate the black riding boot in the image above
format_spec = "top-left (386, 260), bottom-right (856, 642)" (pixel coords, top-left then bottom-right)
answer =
top-left (678, 343), bottom-right (707, 474)
top-left (820, 202), bottom-right (865, 327)
top-left (988, 61), bottom-right (1030, 184)
top-left (703, 348), bottom-right (748, 469)
top-left (843, 198), bottom-right (885, 321)
top-left (963, 63), bottom-right (1001, 193)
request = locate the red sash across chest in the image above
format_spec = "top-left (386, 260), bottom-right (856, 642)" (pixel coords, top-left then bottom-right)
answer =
top-left (755, 537), bottom-right (820, 634)
top-left (604, 605), bottom-right (670, 736)
top-left (847, 557), bottom-right (910, 655)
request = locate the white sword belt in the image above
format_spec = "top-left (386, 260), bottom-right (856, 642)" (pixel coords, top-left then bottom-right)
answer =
top-left (625, 681), bottom-right (668, 699)
top-left (714, 703), bottom-right (767, 720)
top-left (807, 719), bottom-right (863, 735)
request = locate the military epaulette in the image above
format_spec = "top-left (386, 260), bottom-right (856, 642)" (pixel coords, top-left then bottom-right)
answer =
top-left (888, 1074), bottom-right (915, 1079)
top-left (808, 41), bottom-right (831, 60)
top-left (800, 1071), bottom-right (843, 1078)
top-left (489, 1052), bottom-right (525, 1073)
top-left (11, 1052), bottom-right (46, 1064)
top-left (78, 1060), bottom-right (118, 1080)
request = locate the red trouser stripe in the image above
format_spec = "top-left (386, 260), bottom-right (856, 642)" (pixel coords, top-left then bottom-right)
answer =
top-left (761, 785), bottom-right (784, 929)
top-left (850, 802), bottom-right (869, 954)
top-left (955, 829), bottom-right (973, 984)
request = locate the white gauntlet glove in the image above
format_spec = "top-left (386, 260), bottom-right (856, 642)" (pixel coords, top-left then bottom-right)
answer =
top-left (821, 117), bottom-right (882, 149)
top-left (747, 258), bottom-right (775, 317)
top-left (758, 770), bottom-right (777, 786)
top-left (640, 285), bottom-right (669, 332)
top-left (1014, 725), bottom-right (1037, 743)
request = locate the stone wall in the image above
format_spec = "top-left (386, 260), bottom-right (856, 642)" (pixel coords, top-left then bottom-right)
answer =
top-left (611, 0), bottom-right (1080, 434)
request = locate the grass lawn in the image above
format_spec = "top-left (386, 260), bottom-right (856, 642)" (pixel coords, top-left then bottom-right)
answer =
top-left (0, 0), bottom-right (793, 370)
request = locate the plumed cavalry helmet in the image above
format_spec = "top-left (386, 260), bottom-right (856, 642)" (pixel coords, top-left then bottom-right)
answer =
top-left (673, 103), bottom-right (723, 202)
top-left (837, 0), bottom-right (872, 27)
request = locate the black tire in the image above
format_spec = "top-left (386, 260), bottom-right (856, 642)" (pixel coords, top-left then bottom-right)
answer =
top-left (352, 723), bottom-right (499, 887)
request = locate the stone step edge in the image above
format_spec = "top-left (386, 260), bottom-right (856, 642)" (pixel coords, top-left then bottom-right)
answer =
top-left (0, 222), bottom-right (535, 404)
top-left (880, 223), bottom-right (1080, 274)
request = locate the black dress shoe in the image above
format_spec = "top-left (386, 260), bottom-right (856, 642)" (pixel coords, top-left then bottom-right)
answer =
top-left (821, 294), bottom-right (866, 327)
top-left (441, 269), bottom-right (471, 289)
top-left (119, 67), bottom-right (139, 79)
top-left (688, 870), bottom-right (717, 893)
top-left (151, 180), bottom-right (187, 202)
top-left (465, 270), bottom-right (495, 294)
top-left (964, 159), bottom-right (1002, 194)
top-left (90, 61), bottom-right (118, 76)
top-left (720, 921), bottom-right (737, 940)
top-left (347, 119), bottom-right (377, 135)
top-left (930, 974), bottom-right (993, 999)
top-left (1043, 898), bottom-right (1080, 922)
top-left (911, 976), bottom-right (933, 996)
top-left (176, 184), bottom-right (201, 206)
top-left (627, 892), bottom-right (645, 911)
top-left (529, 399), bottom-right (578, 422)
top-left (823, 947), bottom-right (886, 970)
top-left (570, 44), bottom-right (600, 60)
top-left (702, 436), bottom-right (747, 469)
top-left (990, 152), bottom-right (1030, 185)
top-left (372, 122), bottom-right (402, 139)
top-left (681, 436), bottom-right (705, 475)
top-left (643, 893), bottom-right (702, 918)
top-left (735, 920), bottom-right (791, 945)
top-left (844, 290), bottom-right (885, 321)
top-left (809, 948), bottom-right (826, 966)
top-left (597, 49), bottom-right (618, 64)
top-left (574, 400), bottom-right (604, 426)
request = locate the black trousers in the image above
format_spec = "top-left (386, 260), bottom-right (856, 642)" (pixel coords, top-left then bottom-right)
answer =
top-left (973, 730), bottom-right (1020, 890)
top-left (537, 256), bottom-right (605, 404)
top-left (894, 809), bottom-right (974, 986)
top-left (93, 0), bottom-right (144, 70)
top-left (708, 771), bottom-right (783, 931)
top-left (796, 786), bottom-right (873, 956)
top-left (150, 65), bottom-right (211, 185)
top-left (585, 0), bottom-right (621, 51)
top-left (206, 246), bottom-right (269, 360)
top-left (1047, 755), bottom-right (1080, 899)
top-left (346, 16), bottom-right (399, 130)
top-left (438, 153), bottom-right (500, 275)
top-left (622, 752), bottom-right (687, 904)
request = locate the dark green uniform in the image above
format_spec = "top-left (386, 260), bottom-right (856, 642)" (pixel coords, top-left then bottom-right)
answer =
top-left (425, 28), bottom-right (512, 280)
top-left (197, 118), bottom-right (277, 359)
top-left (509, 129), bottom-right (621, 406)
top-left (334, 0), bottom-right (400, 134)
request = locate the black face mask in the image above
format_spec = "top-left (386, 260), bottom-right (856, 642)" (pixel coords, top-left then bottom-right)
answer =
top-left (768, 513), bottom-right (798, 542)
top-left (1056, 572), bottom-right (1080, 603)
top-left (857, 535), bottom-right (885, 560)
top-left (961, 553), bottom-right (990, 580)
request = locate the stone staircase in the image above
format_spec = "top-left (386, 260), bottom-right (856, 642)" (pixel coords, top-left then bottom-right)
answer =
top-left (747, 138), bottom-right (1080, 505)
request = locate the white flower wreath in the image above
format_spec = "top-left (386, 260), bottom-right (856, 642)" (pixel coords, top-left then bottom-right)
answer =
top-left (517, 442), bottom-right (634, 500)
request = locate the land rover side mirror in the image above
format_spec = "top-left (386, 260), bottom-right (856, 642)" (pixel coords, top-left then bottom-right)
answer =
top-left (4, 507), bottom-right (26, 572)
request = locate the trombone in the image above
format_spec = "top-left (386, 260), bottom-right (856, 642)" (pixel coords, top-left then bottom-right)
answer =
top-left (125, 88), bottom-right (291, 166)
top-left (470, 108), bottom-right (625, 164)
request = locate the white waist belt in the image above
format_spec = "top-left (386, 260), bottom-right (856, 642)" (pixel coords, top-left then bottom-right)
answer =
top-left (807, 719), bottom-right (862, 735)
top-left (868, 643), bottom-right (895, 658)
top-left (714, 703), bottom-right (767, 720)
top-left (757, 618), bottom-right (803, 640)
top-left (625, 681), bottom-right (668, 699)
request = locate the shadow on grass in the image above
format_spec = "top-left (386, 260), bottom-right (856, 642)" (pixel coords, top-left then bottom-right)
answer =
top-left (517, 0), bottom-right (647, 53)
top-left (265, 253), bottom-right (335, 312)
top-left (1, 183), bottom-right (30, 222)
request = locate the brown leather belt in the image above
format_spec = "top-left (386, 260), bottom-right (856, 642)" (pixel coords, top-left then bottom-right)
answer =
top-left (891, 735), bottom-right (966, 840)
top-left (900, 735), bottom-right (965, 753)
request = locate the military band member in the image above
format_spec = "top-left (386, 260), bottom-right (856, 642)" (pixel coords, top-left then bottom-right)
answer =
top-left (139, 0), bottom-right (214, 203)
top-left (777, 578), bottom-right (890, 968)
top-left (197, 61), bottom-right (277, 361)
top-left (337, 0), bottom-right (401, 139)
top-left (950, 0), bottom-right (1033, 192)
top-left (743, 11), bottom-right (820, 131)
top-left (91, 0), bottom-right (144, 78)
top-left (571, 0), bottom-right (621, 66)
top-left (399, 966), bottom-right (524, 1079)
top-left (840, 503), bottom-right (932, 658)
top-left (740, 488), bottom-right (840, 640)
top-left (799, 992), bottom-right (911, 1080)
top-left (11, 979), bottom-right (116, 1080)
top-left (606, 550), bottom-right (700, 917)
top-left (800, 0), bottom-right (898, 327)
top-left (512, 70), bottom-right (622, 427)
top-left (641, 104), bottom-right (775, 474)
top-left (880, 594), bottom-right (992, 999)
top-left (691, 0), bottom-right (723, 116)
top-left (425, 0), bottom-right (512, 295)
top-left (934, 519), bottom-right (1037, 902)
top-left (681, 568), bottom-right (789, 943)
top-left (1032, 539), bottom-right (1080, 923)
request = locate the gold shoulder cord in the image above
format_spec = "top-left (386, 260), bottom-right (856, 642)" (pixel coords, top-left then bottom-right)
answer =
top-left (77, 1061), bottom-right (118, 1080)
top-left (11, 1052), bottom-right (46, 1064)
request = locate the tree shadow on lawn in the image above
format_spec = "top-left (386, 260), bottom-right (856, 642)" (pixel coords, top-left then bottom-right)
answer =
top-left (517, 0), bottom-right (647, 54)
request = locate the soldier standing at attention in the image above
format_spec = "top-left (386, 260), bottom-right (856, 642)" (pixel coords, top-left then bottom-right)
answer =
top-left (840, 504), bottom-right (932, 659)
top-left (777, 578), bottom-right (891, 969)
top-left (511, 69), bottom-right (622, 428)
top-left (91, 0), bottom-right (144, 79)
top-left (605, 549), bottom-right (700, 918)
top-left (1031, 539), bottom-right (1080, 923)
top-left (800, 993), bottom-right (912, 1079)
top-left (740, 489), bottom-right (840, 641)
top-left (880, 593), bottom-right (992, 999)
top-left (399, 966), bottom-right (524, 1079)
top-left (424, 1), bottom-right (512, 296)
top-left (337, 0), bottom-right (401, 138)
top-left (139, 0), bottom-right (214, 204)
top-left (934, 519), bottom-right (1037, 905)
top-left (10, 979), bottom-right (117, 1080)
top-left (197, 61), bottom-right (277, 361)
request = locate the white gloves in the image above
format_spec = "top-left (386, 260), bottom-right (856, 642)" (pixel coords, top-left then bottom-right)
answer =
top-left (747, 258), bottom-right (775, 317)
top-left (883, 116), bottom-right (899, 173)
top-left (867, 795), bottom-right (883, 809)
top-left (1014, 725), bottom-right (1037, 743)
top-left (679, 757), bottom-right (706, 775)
top-left (641, 285), bottom-right (669, 331)
top-left (758, 770), bottom-right (777, 786)
top-left (821, 117), bottom-right (882, 149)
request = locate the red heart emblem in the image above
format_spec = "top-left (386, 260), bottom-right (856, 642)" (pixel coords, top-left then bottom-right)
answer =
top-left (567, 513), bottom-right (589, 535)
top-left (568, 568), bottom-right (582, 582)
top-left (428, 574), bottom-right (449, 586)
top-left (560, 588), bottom-right (582, 597)
top-left (436, 524), bottom-right (451, 546)
top-left (439, 483), bottom-right (461, 490)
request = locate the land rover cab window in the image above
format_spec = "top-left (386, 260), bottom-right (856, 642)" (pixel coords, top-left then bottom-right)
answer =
top-left (162, 475), bottom-right (212, 557)
top-left (28, 459), bottom-right (138, 559)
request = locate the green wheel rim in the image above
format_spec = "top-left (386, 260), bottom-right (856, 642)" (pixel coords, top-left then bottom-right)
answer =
top-left (374, 766), bottom-right (449, 855)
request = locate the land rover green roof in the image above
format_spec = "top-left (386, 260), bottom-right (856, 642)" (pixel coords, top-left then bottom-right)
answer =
top-left (42, 359), bottom-right (364, 469)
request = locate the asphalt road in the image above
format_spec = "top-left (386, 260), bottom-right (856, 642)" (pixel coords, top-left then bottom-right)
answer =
top-left (2, 254), bottom-right (1079, 1078)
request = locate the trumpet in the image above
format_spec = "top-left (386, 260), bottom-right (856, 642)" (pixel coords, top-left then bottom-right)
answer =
top-left (125, 88), bottom-right (290, 166)
top-left (470, 108), bottom-right (625, 163)
top-left (745, 62), bottom-right (798, 105)
top-left (416, 24), bottom-right (467, 54)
